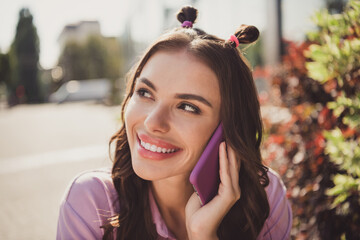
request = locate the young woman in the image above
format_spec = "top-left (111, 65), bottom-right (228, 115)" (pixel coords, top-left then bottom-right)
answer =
top-left (57, 6), bottom-right (292, 240)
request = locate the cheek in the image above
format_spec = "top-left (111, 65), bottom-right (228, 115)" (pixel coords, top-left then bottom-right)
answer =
top-left (124, 99), bottom-right (141, 145)
top-left (182, 124), bottom-right (218, 164)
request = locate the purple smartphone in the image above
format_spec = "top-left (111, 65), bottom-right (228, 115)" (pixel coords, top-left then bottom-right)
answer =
top-left (189, 123), bottom-right (224, 206)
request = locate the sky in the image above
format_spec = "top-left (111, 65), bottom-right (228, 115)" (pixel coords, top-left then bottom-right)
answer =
top-left (0, 0), bottom-right (324, 69)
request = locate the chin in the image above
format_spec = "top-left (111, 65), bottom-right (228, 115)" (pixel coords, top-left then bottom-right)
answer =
top-left (133, 168), bottom-right (153, 181)
top-left (131, 160), bottom-right (166, 181)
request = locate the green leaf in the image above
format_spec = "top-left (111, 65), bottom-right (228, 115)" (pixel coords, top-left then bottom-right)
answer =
top-left (309, 46), bottom-right (332, 62)
top-left (333, 193), bottom-right (348, 205)
top-left (327, 184), bottom-right (345, 196)
top-left (306, 62), bottom-right (331, 83)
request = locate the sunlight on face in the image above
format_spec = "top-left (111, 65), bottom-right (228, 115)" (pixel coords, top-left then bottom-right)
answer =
top-left (125, 50), bottom-right (221, 182)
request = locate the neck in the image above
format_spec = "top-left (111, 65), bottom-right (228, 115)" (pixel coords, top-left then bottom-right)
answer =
top-left (151, 175), bottom-right (193, 239)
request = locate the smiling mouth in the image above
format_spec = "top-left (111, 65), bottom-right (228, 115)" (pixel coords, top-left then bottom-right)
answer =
top-left (140, 139), bottom-right (178, 153)
top-left (137, 135), bottom-right (181, 154)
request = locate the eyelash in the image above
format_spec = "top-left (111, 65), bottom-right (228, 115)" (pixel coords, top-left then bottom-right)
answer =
top-left (136, 88), bottom-right (152, 99)
top-left (135, 88), bottom-right (201, 115)
top-left (178, 103), bottom-right (201, 114)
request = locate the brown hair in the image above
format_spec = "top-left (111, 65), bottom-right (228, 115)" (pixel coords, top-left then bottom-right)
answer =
top-left (102, 6), bottom-right (269, 240)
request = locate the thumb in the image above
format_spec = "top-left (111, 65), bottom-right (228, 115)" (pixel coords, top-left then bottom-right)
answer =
top-left (185, 192), bottom-right (202, 217)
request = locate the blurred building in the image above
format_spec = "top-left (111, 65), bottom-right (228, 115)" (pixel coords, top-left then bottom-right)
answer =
top-left (118, 0), bottom-right (194, 71)
top-left (58, 21), bottom-right (101, 51)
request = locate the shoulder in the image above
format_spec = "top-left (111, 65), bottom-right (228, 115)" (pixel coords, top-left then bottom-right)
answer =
top-left (57, 168), bottom-right (119, 240)
top-left (63, 168), bottom-right (116, 203)
top-left (61, 167), bottom-right (119, 216)
top-left (257, 168), bottom-right (292, 240)
top-left (265, 168), bottom-right (288, 202)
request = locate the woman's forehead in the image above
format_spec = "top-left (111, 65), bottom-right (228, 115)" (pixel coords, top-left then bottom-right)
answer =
top-left (138, 50), bottom-right (220, 98)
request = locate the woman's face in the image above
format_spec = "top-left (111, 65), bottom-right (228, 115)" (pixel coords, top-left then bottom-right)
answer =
top-left (125, 50), bottom-right (221, 181)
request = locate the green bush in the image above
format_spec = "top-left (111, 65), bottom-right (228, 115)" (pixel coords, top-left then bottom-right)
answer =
top-left (262, 1), bottom-right (360, 239)
top-left (306, 0), bottom-right (360, 212)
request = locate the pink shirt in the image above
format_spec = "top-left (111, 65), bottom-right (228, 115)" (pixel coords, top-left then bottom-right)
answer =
top-left (57, 168), bottom-right (292, 240)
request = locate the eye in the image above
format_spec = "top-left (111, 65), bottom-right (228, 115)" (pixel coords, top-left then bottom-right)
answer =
top-left (136, 88), bottom-right (153, 99)
top-left (178, 103), bottom-right (201, 114)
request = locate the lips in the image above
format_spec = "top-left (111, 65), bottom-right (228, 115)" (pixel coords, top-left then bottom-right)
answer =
top-left (137, 133), bottom-right (182, 160)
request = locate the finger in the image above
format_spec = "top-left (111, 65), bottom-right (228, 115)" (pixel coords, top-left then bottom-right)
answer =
top-left (219, 141), bottom-right (231, 187)
top-left (227, 144), bottom-right (240, 171)
top-left (227, 144), bottom-right (240, 183)
top-left (227, 145), bottom-right (241, 200)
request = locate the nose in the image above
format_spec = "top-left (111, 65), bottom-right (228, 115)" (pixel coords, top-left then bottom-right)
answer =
top-left (144, 104), bottom-right (171, 133)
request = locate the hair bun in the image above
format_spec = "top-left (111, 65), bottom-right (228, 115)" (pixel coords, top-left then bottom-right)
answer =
top-left (235, 24), bottom-right (259, 44)
top-left (177, 6), bottom-right (198, 24)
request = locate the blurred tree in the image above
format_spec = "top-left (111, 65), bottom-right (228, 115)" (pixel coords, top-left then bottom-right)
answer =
top-left (241, 36), bottom-right (264, 68)
top-left (0, 52), bottom-right (10, 86)
top-left (57, 35), bottom-right (122, 104)
top-left (85, 36), bottom-right (108, 79)
top-left (58, 41), bottom-right (88, 81)
top-left (103, 37), bottom-right (122, 79)
top-left (58, 36), bottom-right (121, 82)
top-left (8, 8), bottom-right (42, 105)
top-left (103, 37), bottom-right (123, 105)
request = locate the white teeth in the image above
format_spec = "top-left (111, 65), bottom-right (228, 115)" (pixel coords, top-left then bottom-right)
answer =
top-left (140, 139), bottom-right (177, 153)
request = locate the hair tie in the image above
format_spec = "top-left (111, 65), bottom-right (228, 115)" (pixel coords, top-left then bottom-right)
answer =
top-left (228, 35), bottom-right (239, 47)
top-left (181, 20), bottom-right (193, 28)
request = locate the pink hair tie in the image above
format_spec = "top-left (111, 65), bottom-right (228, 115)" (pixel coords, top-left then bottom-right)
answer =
top-left (181, 21), bottom-right (193, 28)
top-left (229, 35), bottom-right (239, 47)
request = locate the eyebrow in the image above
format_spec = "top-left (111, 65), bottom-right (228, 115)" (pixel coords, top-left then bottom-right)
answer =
top-left (139, 77), bottom-right (156, 91)
top-left (175, 94), bottom-right (213, 108)
top-left (138, 77), bottom-right (213, 108)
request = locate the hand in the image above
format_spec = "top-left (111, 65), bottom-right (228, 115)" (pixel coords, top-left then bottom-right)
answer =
top-left (185, 142), bottom-right (241, 240)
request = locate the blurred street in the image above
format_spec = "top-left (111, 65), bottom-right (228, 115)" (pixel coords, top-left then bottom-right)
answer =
top-left (0, 102), bottom-right (120, 239)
